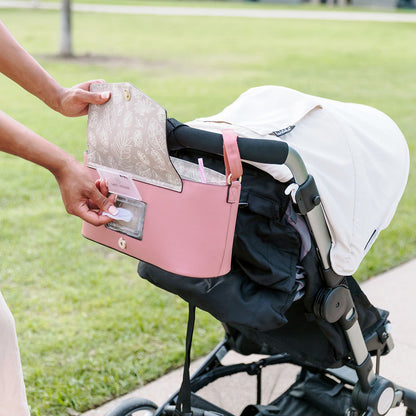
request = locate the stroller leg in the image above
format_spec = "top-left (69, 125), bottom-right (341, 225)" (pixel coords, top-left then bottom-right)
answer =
top-left (313, 272), bottom-right (398, 416)
top-left (342, 316), bottom-right (376, 393)
top-left (336, 298), bottom-right (398, 416)
top-left (314, 275), bottom-right (376, 392)
top-left (313, 274), bottom-right (416, 416)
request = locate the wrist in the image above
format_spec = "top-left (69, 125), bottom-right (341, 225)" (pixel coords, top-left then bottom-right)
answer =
top-left (42, 84), bottom-right (67, 114)
top-left (50, 152), bottom-right (78, 180)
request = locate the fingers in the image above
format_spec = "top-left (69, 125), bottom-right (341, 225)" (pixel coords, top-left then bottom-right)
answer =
top-left (88, 90), bottom-right (111, 104)
top-left (95, 178), bottom-right (109, 195)
top-left (54, 159), bottom-right (119, 225)
top-left (90, 184), bottom-right (118, 216)
top-left (76, 79), bottom-right (111, 104)
top-left (75, 79), bottom-right (106, 91)
top-left (58, 80), bottom-right (111, 117)
top-left (79, 190), bottom-right (117, 226)
top-left (78, 209), bottom-right (114, 226)
top-left (93, 178), bottom-right (117, 212)
top-left (74, 88), bottom-right (111, 106)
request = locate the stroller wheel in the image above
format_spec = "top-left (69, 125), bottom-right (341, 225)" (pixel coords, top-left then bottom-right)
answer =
top-left (105, 397), bottom-right (158, 416)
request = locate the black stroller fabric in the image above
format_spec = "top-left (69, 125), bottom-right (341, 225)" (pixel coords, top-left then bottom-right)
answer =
top-left (138, 150), bottom-right (387, 369)
top-left (240, 371), bottom-right (353, 416)
top-left (139, 151), bottom-right (300, 331)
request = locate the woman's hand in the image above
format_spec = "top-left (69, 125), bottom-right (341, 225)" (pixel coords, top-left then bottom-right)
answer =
top-left (56, 79), bottom-right (111, 117)
top-left (54, 157), bottom-right (118, 226)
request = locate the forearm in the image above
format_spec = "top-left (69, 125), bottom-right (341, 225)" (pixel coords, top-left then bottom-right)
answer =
top-left (0, 110), bottom-right (74, 177)
top-left (0, 110), bottom-right (117, 224)
top-left (0, 20), bottom-right (64, 112)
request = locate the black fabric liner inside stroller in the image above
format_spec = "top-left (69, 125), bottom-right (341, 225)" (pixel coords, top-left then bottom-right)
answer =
top-left (105, 119), bottom-right (416, 416)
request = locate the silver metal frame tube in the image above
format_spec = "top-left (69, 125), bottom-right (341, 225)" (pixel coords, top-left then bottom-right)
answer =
top-left (285, 148), bottom-right (332, 270)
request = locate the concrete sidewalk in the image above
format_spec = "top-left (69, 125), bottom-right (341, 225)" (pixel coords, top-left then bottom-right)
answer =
top-left (83, 259), bottom-right (416, 416)
top-left (1, 0), bottom-right (416, 22)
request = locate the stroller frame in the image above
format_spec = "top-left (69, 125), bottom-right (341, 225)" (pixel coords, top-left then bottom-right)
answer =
top-left (105, 126), bottom-right (416, 416)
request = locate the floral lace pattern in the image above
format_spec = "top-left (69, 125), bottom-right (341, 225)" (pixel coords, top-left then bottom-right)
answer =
top-left (87, 83), bottom-right (182, 192)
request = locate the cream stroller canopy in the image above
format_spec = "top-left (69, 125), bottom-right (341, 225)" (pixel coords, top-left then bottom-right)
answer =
top-left (188, 86), bottom-right (409, 276)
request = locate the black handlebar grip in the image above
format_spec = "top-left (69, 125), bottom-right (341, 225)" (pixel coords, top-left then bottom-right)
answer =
top-left (166, 119), bottom-right (289, 166)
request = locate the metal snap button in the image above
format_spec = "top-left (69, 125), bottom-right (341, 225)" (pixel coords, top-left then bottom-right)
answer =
top-left (118, 237), bottom-right (127, 250)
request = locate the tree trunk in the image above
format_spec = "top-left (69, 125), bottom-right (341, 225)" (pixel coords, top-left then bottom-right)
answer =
top-left (59, 0), bottom-right (73, 57)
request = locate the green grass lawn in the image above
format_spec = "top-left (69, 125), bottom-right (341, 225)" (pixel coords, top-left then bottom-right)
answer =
top-left (0, 5), bottom-right (416, 416)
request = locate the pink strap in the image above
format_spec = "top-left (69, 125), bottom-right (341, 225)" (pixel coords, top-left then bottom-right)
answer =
top-left (222, 129), bottom-right (243, 183)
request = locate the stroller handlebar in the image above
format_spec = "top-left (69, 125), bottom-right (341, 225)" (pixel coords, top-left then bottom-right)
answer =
top-left (166, 119), bottom-right (290, 166)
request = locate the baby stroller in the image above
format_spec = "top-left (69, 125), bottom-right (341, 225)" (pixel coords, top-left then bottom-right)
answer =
top-left (91, 86), bottom-right (416, 416)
